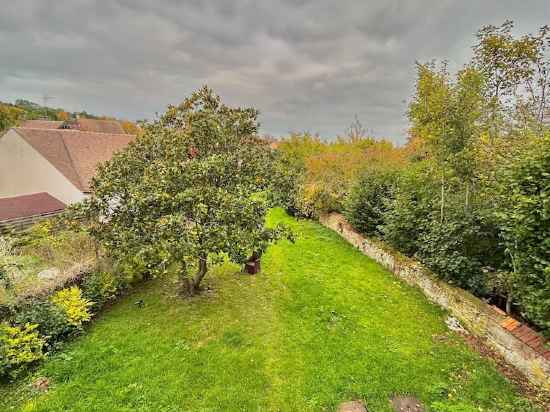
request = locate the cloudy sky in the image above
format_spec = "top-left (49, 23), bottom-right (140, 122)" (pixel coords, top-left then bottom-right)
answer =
top-left (1, 1), bottom-right (548, 143)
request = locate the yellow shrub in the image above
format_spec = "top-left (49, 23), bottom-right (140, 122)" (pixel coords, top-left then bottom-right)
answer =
top-left (0, 323), bottom-right (45, 378)
top-left (51, 287), bottom-right (93, 327)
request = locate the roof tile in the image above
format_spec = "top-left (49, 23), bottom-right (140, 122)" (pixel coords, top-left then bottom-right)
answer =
top-left (14, 128), bottom-right (134, 192)
top-left (0, 193), bottom-right (65, 221)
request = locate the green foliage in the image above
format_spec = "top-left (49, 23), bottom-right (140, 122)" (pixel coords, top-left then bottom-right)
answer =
top-left (344, 169), bottom-right (398, 236)
top-left (495, 132), bottom-right (550, 335)
top-left (430, 402), bottom-right (483, 412)
top-left (380, 164), bottom-right (437, 256)
top-left (416, 211), bottom-right (502, 293)
top-left (81, 271), bottom-right (124, 308)
top-left (0, 323), bottom-right (45, 379)
top-left (0, 210), bottom-right (533, 410)
top-left (75, 86), bottom-right (292, 295)
top-left (50, 287), bottom-right (93, 327)
top-left (0, 103), bottom-right (25, 131)
top-left (275, 131), bottom-right (405, 217)
top-left (13, 300), bottom-right (72, 349)
top-left (473, 21), bottom-right (550, 127)
top-left (269, 150), bottom-right (307, 217)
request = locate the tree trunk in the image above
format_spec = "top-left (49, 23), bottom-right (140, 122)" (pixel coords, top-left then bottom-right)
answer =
top-left (506, 295), bottom-right (513, 315)
top-left (440, 175), bottom-right (445, 224)
top-left (244, 251), bottom-right (262, 274)
top-left (464, 182), bottom-right (470, 213)
top-left (190, 256), bottom-right (208, 295)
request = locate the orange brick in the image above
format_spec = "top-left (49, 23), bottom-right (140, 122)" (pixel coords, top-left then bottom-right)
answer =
top-left (525, 335), bottom-right (544, 351)
top-left (501, 318), bottom-right (520, 331)
top-left (512, 325), bottom-right (531, 340)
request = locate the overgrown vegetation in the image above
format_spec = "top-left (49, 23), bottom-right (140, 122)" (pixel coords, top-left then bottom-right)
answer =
top-left (0, 222), bottom-right (131, 379)
top-left (275, 21), bottom-right (550, 336)
top-left (0, 210), bottom-right (540, 411)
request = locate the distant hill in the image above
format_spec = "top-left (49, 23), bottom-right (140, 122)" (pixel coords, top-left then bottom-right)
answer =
top-left (0, 99), bottom-right (138, 134)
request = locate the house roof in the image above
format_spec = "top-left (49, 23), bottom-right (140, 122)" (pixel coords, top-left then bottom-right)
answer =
top-left (0, 192), bottom-right (65, 221)
top-left (69, 119), bottom-right (125, 134)
top-left (13, 128), bottom-right (134, 192)
top-left (21, 120), bottom-right (64, 129)
top-left (21, 119), bottom-right (127, 134)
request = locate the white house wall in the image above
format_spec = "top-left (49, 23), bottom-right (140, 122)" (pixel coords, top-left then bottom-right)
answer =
top-left (0, 129), bottom-right (86, 204)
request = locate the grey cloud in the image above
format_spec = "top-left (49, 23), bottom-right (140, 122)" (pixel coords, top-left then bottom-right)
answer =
top-left (1, 0), bottom-right (548, 143)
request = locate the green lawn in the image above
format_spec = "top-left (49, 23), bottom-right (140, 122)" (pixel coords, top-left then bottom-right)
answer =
top-left (0, 209), bottom-right (535, 411)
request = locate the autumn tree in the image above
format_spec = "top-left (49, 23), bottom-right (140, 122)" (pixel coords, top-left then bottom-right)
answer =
top-left (473, 21), bottom-right (550, 131)
top-left (77, 87), bottom-right (292, 295)
top-left (0, 103), bottom-right (25, 131)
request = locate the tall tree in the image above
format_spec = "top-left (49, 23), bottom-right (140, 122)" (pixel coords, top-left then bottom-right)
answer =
top-left (473, 21), bottom-right (550, 131)
top-left (76, 87), bottom-right (292, 295)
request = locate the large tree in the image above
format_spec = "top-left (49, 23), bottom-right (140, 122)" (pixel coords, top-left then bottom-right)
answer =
top-left (78, 87), bottom-right (292, 295)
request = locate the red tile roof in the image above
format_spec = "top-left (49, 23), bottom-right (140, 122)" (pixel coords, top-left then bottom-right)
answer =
top-left (14, 128), bottom-right (134, 192)
top-left (0, 193), bottom-right (65, 221)
top-left (21, 120), bottom-right (63, 130)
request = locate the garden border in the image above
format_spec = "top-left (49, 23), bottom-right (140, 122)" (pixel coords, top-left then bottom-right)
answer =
top-left (319, 212), bottom-right (549, 389)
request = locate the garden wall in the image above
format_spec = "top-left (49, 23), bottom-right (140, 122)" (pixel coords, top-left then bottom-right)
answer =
top-left (319, 212), bottom-right (550, 389)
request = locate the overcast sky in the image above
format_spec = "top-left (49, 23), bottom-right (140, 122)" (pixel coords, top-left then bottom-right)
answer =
top-left (1, 1), bottom-right (548, 143)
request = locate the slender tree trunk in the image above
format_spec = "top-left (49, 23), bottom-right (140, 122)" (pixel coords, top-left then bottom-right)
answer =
top-left (506, 295), bottom-right (513, 315)
top-left (464, 182), bottom-right (470, 213)
top-left (440, 174), bottom-right (445, 224)
top-left (190, 255), bottom-right (208, 295)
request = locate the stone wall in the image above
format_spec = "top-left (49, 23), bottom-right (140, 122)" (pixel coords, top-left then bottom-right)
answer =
top-left (319, 212), bottom-right (550, 389)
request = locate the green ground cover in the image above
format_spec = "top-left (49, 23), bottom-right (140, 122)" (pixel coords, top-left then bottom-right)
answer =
top-left (0, 209), bottom-right (535, 411)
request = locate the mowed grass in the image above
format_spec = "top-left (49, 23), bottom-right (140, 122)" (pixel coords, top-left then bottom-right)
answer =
top-left (0, 209), bottom-right (534, 411)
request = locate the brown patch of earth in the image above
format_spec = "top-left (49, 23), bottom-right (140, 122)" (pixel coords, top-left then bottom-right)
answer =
top-left (390, 395), bottom-right (425, 412)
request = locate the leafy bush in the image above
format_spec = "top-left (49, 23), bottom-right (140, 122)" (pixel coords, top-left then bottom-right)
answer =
top-left (51, 287), bottom-right (93, 327)
top-left (344, 169), bottom-right (398, 236)
top-left (14, 299), bottom-right (72, 348)
top-left (495, 132), bottom-right (550, 335)
top-left (415, 210), bottom-right (502, 294)
top-left (81, 271), bottom-right (123, 308)
top-left (380, 165), bottom-right (436, 256)
top-left (0, 322), bottom-right (45, 379)
top-left (270, 152), bottom-right (306, 217)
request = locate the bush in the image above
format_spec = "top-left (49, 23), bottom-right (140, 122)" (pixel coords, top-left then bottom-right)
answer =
top-left (0, 322), bottom-right (45, 379)
top-left (14, 299), bottom-right (72, 348)
top-left (51, 287), bottom-right (93, 327)
top-left (495, 132), bottom-right (550, 335)
top-left (380, 165), bottom-right (436, 256)
top-left (344, 169), bottom-right (398, 236)
top-left (415, 210), bottom-right (502, 294)
top-left (81, 271), bottom-right (122, 308)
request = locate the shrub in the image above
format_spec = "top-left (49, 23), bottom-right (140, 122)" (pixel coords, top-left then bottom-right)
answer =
top-left (51, 287), bottom-right (93, 327)
top-left (380, 165), bottom-right (436, 256)
top-left (81, 271), bottom-right (122, 308)
top-left (415, 210), bottom-right (502, 294)
top-left (0, 322), bottom-right (45, 379)
top-left (14, 299), bottom-right (72, 348)
top-left (344, 169), bottom-right (398, 236)
top-left (495, 132), bottom-right (550, 335)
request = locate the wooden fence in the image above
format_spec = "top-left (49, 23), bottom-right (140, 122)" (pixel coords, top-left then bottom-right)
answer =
top-left (0, 210), bottom-right (64, 234)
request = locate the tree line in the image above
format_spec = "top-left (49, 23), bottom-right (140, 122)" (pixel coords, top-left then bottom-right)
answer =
top-left (274, 21), bottom-right (550, 337)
